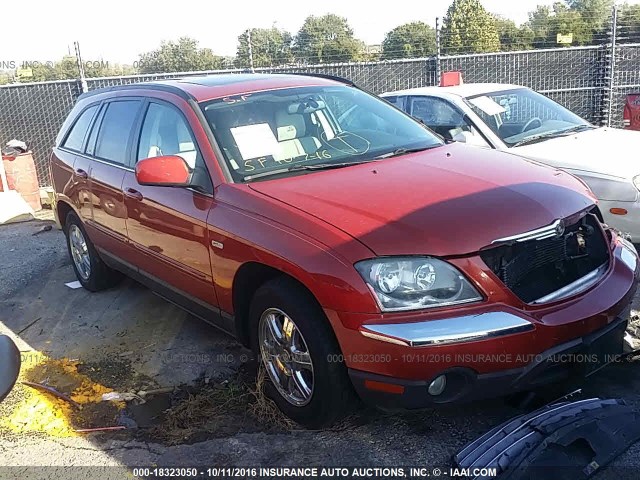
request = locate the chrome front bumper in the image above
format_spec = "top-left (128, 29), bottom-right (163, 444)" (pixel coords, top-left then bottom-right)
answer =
top-left (359, 312), bottom-right (534, 347)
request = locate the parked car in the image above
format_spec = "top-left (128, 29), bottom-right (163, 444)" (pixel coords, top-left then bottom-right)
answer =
top-left (51, 74), bottom-right (639, 427)
top-left (381, 82), bottom-right (640, 243)
top-left (624, 93), bottom-right (640, 131)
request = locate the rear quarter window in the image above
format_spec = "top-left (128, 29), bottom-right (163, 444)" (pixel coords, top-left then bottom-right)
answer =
top-left (62, 105), bottom-right (99, 152)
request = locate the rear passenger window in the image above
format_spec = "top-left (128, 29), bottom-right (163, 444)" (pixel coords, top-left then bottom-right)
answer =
top-left (137, 103), bottom-right (199, 169)
top-left (94, 100), bottom-right (141, 164)
top-left (62, 105), bottom-right (98, 151)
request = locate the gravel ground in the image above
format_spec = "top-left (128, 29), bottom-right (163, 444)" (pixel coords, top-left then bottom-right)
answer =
top-left (0, 220), bottom-right (639, 479)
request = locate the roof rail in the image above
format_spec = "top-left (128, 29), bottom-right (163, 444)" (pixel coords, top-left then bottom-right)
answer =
top-left (278, 72), bottom-right (355, 86)
top-left (77, 82), bottom-right (195, 101)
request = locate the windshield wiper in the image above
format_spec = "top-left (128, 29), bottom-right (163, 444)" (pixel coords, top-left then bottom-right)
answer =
top-left (242, 160), bottom-right (373, 181)
top-left (372, 145), bottom-right (439, 160)
top-left (511, 124), bottom-right (595, 148)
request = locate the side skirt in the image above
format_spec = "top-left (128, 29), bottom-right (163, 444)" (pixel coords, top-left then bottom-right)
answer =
top-left (98, 248), bottom-right (236, 337)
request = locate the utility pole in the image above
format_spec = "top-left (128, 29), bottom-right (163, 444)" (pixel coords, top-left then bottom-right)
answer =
top-left (247, 29), bottom-right (255, 73)
top-left (74, 41), bottom-right (88, 93)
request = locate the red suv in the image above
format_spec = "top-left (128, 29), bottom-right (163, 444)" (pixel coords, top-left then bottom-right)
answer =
top-left (51, 74), bottom-right (639, 427)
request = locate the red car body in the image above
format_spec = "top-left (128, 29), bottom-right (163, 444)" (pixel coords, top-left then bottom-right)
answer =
top-left (51, 75), bottom-right (638, 417)
top-left (624, 93), bottom-right (640, 130)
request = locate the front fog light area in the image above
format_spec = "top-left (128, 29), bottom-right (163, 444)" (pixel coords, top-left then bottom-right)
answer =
top-left (355, 257), bottom-right (482, 312)
top-left (428, 375), bottom-right (447, 396)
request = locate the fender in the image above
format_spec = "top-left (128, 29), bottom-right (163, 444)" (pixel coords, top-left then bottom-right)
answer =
top-left (208, 184), bottom-right (379, 316)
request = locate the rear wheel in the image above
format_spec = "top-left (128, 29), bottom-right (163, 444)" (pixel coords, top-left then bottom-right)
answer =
top-left (64, 212), bottom-right (122, 292)
top-left (249, 276), bottom-right (355, 428)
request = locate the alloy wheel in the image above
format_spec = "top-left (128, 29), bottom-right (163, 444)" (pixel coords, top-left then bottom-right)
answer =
top-left (69, 224), bottom-right (91, 281)
top-left (258, 307), bottom-right (314, 406)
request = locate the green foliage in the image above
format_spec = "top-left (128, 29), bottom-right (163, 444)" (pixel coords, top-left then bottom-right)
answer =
top-left (236, 27), bottom-right (293, 68)
top-left (567, 0), bottom-right (614, 31)
top-left (618, 3), bottom-right (640, 43)
top-left (137, 37), bottom-right (224, 74)
top-left (381, 22), bottom-right (436, 59)
top-left (16, 56), bottom-right (120, 83)
top-left (525, 0), bottom-right (614, 47)
top-left (293, 14), bottom-right (364, 64)
top-left (442, 0), bottom-right (501, 54)
top-left (493, 15), bottom-right (534, 51)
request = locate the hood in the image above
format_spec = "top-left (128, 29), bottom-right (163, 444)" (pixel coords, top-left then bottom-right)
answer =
top-left (248, 143), bottom-right (595, 256)
top-left (514, 127), bottom-right (640, 179)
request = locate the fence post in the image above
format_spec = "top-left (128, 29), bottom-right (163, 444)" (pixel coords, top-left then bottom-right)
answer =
top-left (602, 4), bottom-right (618, 126)
top-left (247, 29), bottom-right (255, 73)
top-left (435, 17), bottom-right (441, 86)
top-left (74, 41), bottom-right (88, 94)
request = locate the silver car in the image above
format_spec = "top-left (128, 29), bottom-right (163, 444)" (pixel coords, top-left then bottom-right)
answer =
top-left (381, 83), bottom-right (640, 242)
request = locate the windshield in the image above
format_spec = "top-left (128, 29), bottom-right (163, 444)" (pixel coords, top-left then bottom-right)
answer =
top-left (466, 88), bottom-right (591, 147)
top-left (201, 85), bottom-right (442, 181)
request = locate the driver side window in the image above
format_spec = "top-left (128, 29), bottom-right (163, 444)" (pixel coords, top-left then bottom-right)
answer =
top-left (137, 103), bottom-right (200, 169)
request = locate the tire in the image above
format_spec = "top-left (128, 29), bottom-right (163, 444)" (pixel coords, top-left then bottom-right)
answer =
top-left (249, 276), bottom-right (356, 428)
top-left (64, 211), bottom-right (122, 292)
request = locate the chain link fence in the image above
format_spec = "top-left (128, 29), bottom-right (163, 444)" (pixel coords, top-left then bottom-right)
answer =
top-left (1, 42), bottom-right (638, 187)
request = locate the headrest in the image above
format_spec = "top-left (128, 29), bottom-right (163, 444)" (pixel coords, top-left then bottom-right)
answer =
top-left (275, 110), bottom-right (306, 141)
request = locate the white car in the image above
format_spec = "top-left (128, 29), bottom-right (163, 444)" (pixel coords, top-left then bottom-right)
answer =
top-left (381, 83), bottom-right (640, 242)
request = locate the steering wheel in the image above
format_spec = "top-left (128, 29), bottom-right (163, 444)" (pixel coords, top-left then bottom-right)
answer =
top-left (521, 117), bottom-right (542, 133)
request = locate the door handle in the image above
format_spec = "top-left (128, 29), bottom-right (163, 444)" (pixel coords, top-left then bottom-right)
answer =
top-left (75, 168), bottom-right (88, 179)
top-left (124, 188), bottom-right (143, 201)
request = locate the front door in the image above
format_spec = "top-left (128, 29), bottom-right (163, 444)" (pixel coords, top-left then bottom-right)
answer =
top-left (122, 100), bottom-right (219, 324)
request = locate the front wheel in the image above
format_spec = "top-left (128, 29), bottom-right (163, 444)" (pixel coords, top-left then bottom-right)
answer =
top-left (249, 276), bottom-right (355, 428)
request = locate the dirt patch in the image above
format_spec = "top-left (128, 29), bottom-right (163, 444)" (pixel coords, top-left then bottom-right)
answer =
top-left (140, 363), bottom-right (295, 445)
top-left (77, 358), bottom-right (159, 392)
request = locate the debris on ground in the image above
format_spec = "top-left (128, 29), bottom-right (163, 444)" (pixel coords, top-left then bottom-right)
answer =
top-left (145, 364), bottom-right (295, 445)
top-left (32, 224), bottom-right (52, 236)
top-left (22, 381), bottom-right (82, 409)
top-left (625, 315), bottom-right (640, 352)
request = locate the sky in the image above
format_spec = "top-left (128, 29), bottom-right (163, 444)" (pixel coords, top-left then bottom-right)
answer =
top-left (2, 0), bottom-right (639, 64)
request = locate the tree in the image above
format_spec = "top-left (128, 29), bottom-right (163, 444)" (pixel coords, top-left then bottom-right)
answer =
top-left (493, 15), bottom-right (534, 51)
top-left (441, 0), bottom-right (501, 54)
top-left (618, 3), bottom-right (640, 43)
top-left (293, 14), bottom-right (364, 64)
top-left (236, 27), bottom-right (293, 68)
top-left (381, 22), bottom-right (436, 59)
top-left (567, 0), bottom-right (614, 33)
top-left (525, 2), bottom-right (594, 48)
top-left (137, 37), bottom-right (224, 74)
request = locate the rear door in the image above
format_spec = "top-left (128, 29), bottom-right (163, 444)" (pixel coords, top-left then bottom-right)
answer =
top-left (85, 99), bottom-right (143, 261)
top-left (52, 103), bottom-right (101, 222)
top-left (121, 99), bottom-right (220, 324)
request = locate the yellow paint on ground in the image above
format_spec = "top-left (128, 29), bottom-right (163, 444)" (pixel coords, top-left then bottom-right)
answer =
top-left (0, 355), bottom-right (123, 437)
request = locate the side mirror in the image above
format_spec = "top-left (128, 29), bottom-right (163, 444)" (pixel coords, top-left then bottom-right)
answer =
top-left (0, 335), bottom-right (21, 403)
top-left (135, 155), bottom-right (191, 187)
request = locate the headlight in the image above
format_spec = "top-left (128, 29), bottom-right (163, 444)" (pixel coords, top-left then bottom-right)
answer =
top-left (633, 175), bottom-right (640, 192)
top-left (355, 257), bottom-right (483, 312)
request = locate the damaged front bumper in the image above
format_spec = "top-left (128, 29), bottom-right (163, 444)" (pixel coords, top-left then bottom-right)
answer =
top-left (349, 315), bottom-right (629, 409)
